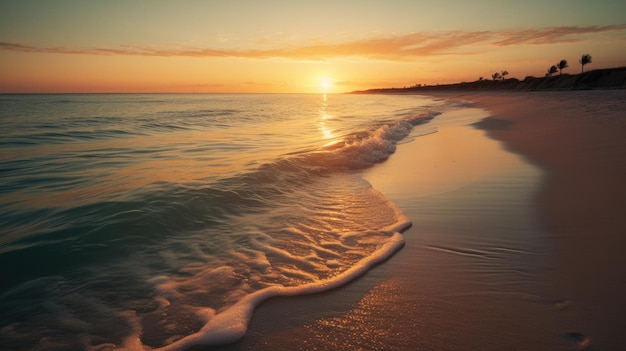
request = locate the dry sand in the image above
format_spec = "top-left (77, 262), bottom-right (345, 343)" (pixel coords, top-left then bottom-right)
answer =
top-left (215, 90), bottom-right (626, 351)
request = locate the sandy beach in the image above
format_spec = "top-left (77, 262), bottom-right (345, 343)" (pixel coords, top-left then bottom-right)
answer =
top-left (211, 90), bottom-right (625, 351)
top-left (447, 91), bottom-right (626, 349)
top-left (457, 91), bottom-right (626, 350)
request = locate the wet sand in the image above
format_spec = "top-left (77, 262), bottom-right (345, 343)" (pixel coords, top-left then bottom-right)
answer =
top-left (451, 91), bottom-right (626, 350)
top-left (215, 90), bottom-right (626, 351)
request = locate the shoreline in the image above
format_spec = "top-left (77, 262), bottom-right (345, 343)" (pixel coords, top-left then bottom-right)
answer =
top-left (215, 90), bottom-right (626, 350)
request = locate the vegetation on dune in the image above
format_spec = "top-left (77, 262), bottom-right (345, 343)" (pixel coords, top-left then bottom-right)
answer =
top-left (557, 59), bottom-right (569, 75)
top-left (546, 65), bottom-right (558, 77)
top-left (580, 54), bottom-right (592, 73)
top-left (352, 53), bottom-right (626, 93)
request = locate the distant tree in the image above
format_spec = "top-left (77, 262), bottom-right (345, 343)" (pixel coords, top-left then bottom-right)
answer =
top-left (579, 54), bottom-right (592, 73)
top-left (479, 77), bottom-right (484, 81)
top-left (492, 72), bottom-right (501, 80)
top-left (501, 70), bottom-right (509, 80)
top-left (557, 59), bottom-right (568, 75)
top-left (546, 65), bottom-right (558, 77)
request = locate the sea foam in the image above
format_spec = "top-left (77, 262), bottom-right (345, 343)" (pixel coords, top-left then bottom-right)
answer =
top-left (104, 222), bottom-right (409, 350)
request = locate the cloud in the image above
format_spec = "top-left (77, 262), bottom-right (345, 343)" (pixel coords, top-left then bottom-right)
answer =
top-left (2, 25), bottom-right (625, 61)
top-left (492, 25), bottom-right (626, 46)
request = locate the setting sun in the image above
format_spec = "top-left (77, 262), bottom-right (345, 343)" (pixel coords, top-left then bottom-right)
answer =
top-left (320, 77), bottom-right (334, 93)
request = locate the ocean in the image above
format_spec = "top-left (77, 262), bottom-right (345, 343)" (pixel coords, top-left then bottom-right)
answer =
top-left (0, 93), bottom-right (447, 350)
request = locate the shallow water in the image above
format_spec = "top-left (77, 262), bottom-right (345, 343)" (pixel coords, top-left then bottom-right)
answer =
top-left (1, 93), bottom-right (451, 350)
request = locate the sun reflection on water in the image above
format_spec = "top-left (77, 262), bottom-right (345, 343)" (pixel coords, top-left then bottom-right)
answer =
top-left (319, 94), bottom-right (335, 141)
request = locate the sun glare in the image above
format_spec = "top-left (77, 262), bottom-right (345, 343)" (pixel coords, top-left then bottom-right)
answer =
top-left (320, 77), bottom-right (334, 93)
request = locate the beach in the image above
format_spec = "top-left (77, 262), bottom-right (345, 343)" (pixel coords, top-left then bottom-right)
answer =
top-left (459, 91), bottom-right (626, 350)
top-left (220, 90), bottom-right (626, 350)
top-left (1, 91), bottom-right (624, 350)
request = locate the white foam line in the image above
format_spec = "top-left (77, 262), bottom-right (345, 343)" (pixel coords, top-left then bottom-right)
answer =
top-left (150, 231), bottom-right (407, 351)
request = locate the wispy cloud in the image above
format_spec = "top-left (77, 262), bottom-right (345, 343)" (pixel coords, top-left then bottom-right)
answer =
top-left (491, 25), bottom-right (626, 46)
top-left (2, 25), bottom-right (625, 61)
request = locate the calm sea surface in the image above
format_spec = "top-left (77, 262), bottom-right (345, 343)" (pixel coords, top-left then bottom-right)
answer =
top-left (0, 93), bottom-right (447, 350)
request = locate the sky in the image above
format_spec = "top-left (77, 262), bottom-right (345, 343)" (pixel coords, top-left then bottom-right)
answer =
top-left (1, 0), bottom-right (625, 93)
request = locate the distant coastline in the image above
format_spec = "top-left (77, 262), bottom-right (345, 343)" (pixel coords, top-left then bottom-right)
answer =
top-left (351, 67), bottom-right (626, 93)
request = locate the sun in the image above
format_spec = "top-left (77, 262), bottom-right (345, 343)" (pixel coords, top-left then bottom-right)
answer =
top-left (319, 77), bottom-right (334, 93)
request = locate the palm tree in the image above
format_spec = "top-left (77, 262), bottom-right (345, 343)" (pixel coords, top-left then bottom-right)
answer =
top-left (546, 65), bottom-right (558, 77)
top-left (501, 70), bottom-right (509, 80)
top-left (557, 59), bottom-right (568, 75)
top-left (579, 54), bottom-right (592, 73)
top-left (492, 72), bottom-right (501, 81)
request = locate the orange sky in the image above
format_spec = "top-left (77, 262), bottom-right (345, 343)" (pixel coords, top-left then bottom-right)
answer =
top-left (1, 1), bottom-right (625, 93)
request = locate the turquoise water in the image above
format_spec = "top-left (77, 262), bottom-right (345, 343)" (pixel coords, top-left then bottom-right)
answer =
top-left (0, 93), bottom-right (444, 350)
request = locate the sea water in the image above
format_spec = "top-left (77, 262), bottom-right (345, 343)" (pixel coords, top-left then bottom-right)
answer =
top-left (0, 93), bottom-right (446, 350)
